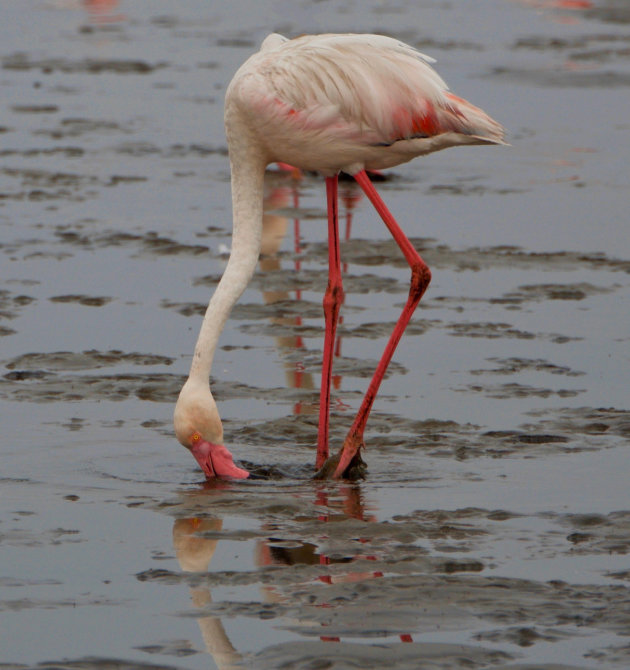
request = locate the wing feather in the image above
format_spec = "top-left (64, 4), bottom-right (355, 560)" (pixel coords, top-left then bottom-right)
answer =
top-left (259, 34), bottom-right (448, 142)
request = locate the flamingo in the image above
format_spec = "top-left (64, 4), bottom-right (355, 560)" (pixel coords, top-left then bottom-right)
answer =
top-left (174, 33), bottom-right (505, 481)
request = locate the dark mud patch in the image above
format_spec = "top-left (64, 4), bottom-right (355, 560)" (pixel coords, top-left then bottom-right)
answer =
top-left (5, 658), bottom-right (187, 670)
top-left (490, 66), bottom-right (630, 88)
top-left (0, 526), bottom-right (82, 550)
top-left (238, 320), bottom-right (323, 340)
top-left (555, 511), bottom-right (630, 555)
top-left (227, 414), bottom-right (335, 450)
top-left (448, 321), bottom-right (536, 340)
top-left (475, 624), bottom-right (577, 647)
top-left (341, 318), bottom-right (433, 340)
top-left (316, 352), bottom-right (408, 379)
top-left (162, 298), bottom-right (328, 321)
top-left (0, 167), bottom-right (99, 202)
top-left (134, 640), bottom-right (198, 657)
top-left (524, 406), bottom-right (630, 441)
top-left (160, 300), bottom-right (210, 318)
top-left (503, 282), bottom-right (616, 303)
top-left (247, 266), bottom-right (402, 295)
top-left (226, 405), bottom-right (621, 462)
top-left (255, 641), bottom-right (512, 670)
top-left (279, 401), bottom-right (628, 460)
top-left (2, 351), bottom-right (179, 403)
top-left (512, 32), bottom-right (630, 69)
top-left (414, 36), bottom-right (485, 52)
top-left (0, 372), bottom-right (184, 403)
top-left (453, 406), bottom-right (630, 460)
top-left (4, 350), bottom-right (174, 371)
top-left (55, 228), bottom-right (210, 257)
top-left (49, 295), bottom-right (113, 307)
top-left (513, 34), bottom-right (630, 53)
top-left (114, 141), bottom-right (227, 158)
top-left (471, 357), bottom-right (585, 377)
top-left (216, 35), bottom-right (258, 49)
top-left (238, 316), bottom-right (433, 341)
top-left (0, 168), bottom-right (146, 206)
top-left (1, 367), bottom-right (305, 406)
top-left (463, 382), bottom-right (584, 400)
top-left (337, 240), bottom-right (630, 275)
top-left (0, 145), bottom-right (85, 158)
top-left (0, 596), bottom-right (126, 615)
top-left (0, 288), bottom-right (36, 335)
top-left (2, 227), bottom-right (211, 261)
top-left (586, 644), bottom-right (630, 668)
top-left (34, 117), bottom-right (136, 139)
top-left (10, 104), bottom-right (59, 114)
top-left (427, 181), bottom-right (524, 197)
top-left (446, 320), bottom-right (580, 344)
top-left (4, 369), bottom-right (54, 381)
top-left (2, 53), bottom-right (167, 75)
top-left (585, 3), bottom-right (630, 25)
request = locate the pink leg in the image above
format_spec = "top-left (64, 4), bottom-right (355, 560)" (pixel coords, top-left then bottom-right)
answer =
top-left (332, 170), bottom-right (431, 478)
top-left (316, 175), bottom-right (344, 470)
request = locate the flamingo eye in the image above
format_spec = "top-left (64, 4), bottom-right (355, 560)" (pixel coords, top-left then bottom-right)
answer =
top-left (191, 432), bottom-right (201, 444)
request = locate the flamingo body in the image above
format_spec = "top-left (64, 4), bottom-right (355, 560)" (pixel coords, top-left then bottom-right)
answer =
top-left (174, 33), bottom-right (505, 480)
top-left (227, 33), bottom-right (504, 176)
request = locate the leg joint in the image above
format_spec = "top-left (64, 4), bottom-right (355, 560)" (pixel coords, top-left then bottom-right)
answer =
top-left (323, 282), bottom-right (344, 309)
top-left (409, 260), bottom-right (431, 299)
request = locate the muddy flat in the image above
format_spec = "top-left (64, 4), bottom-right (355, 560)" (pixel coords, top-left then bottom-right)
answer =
top-left (1, 2), bottom-right (629, 669)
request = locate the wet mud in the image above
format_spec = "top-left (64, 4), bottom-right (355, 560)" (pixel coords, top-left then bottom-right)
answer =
top-left (1, 1), bottom-right (630, 669)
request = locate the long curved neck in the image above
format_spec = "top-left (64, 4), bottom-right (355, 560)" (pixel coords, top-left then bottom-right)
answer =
top-left (188, 148), bottom-right (267, 383)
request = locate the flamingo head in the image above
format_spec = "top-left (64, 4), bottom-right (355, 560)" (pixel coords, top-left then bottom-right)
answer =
top-left (174, 380), bottom-right (249, 480)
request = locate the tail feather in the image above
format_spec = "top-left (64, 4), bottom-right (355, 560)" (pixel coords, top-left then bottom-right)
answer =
top-left (393, 92), bottom-right (506, 146)
top-left (443, 92), bottom-right (506, 144)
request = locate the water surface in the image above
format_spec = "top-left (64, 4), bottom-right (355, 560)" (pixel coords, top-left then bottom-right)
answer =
top-left (1, 1), bottom-right (629, 668)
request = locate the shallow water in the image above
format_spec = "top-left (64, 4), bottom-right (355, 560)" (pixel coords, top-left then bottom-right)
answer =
top-left (1, 1), bottom-right (630, 669)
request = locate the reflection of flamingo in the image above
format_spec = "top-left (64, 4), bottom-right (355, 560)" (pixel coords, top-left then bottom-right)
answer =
top-left (262, 173), bottom-right (360, 414)
top-left (512, 0), bottom-right (592, 26)
top-left (172, 484), bottom-right (411, 658)
top-left (258, 178), bottom-right (317, 411)
top-left (174, 33), bottom-right (505, 480)
top-left (332, 184), bottom-right (361, 399)
top-left (173, 518), bottom-right (243, 669)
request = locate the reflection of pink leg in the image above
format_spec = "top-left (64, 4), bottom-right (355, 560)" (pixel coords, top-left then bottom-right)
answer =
top-left (316, 176), bottom-right (344, 470)
top-left (292, 189), bottom-right (305, 414)
top-left (333, 189), bottom-right (357, 387)
top-left (333, 170), bottom-right (431, 478)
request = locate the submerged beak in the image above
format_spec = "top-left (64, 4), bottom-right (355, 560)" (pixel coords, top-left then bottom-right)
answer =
top-left (190, 439), bottom-right (249, 480)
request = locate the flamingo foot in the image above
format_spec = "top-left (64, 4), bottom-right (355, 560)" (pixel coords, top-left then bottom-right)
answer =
top-left (313, 435), bottom-right (367, 481)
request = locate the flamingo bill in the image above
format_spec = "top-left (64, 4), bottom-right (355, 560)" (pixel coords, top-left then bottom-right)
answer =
top-left (191, 439), bottom-right (250, 480)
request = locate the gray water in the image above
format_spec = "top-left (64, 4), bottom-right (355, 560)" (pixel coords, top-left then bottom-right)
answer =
top-left (1, 1), bottom-right (630, 668)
